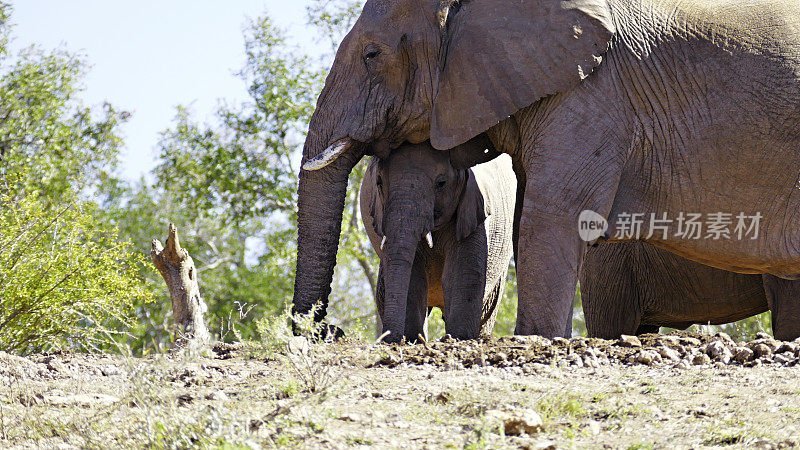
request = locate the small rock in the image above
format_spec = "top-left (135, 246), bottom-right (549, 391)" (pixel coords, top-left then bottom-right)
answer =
top-left (658, 336), bottom-right (681, 347)
top-left (566, 354), bottom-right (584, 367)
top-left (552, 337), bottom-right (569, 347)
top-left (692, 354), bottom-right (711, 365)
top-left (206, 390), bottom-right (230, 402)
top-left (583, 347), bottom-right (600, 358)
top-left (751, 338), bottom-right (781, 352)
top-left (490, 352), bottom-right (508, 363)
top-left (503, 410), bottom-right (545, 436)
top-left (756, 331), bottom-right (772, 340)
top-left (778, 342), bottom-right (799, 354)
top-left (339, 413), bottom-right (364, 422)
top-left (705, 341), bottom-right (724, 357)
top-left (531, 440), bottom-right (557, 450)
top-left (659, 347), bottom-right (681, 362)
top-left (588, 420), bottom-right (601, 436)
top-left (706, 341), bottom-right (733, 363)
top-left (425, 392), bottom-right (452, 405)
top-left (752, 438), bottom-right (773, 449)
top-left (774, 354), bottom-right (793, 365)
top-left (733, 346), bottom-right (754, 363)
top-left (679, 336), bottom-right (702, 347)
top-left (715, 332), bottom-right (734, 345)
top-left (618, 335), bottom-right (642, 348)
top-left (444, 358), bottom-right (462, 370)
top-left (752, 343), bottom-right (773, 358)
top-left (635, 350), bottom-right (661, 366)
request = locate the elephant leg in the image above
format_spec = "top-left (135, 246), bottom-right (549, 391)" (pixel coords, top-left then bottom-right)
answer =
top-left (515, 169), bottom-right (621, 337)
top-left (375, 265), bottom-right (385, 339)
top-left (404, 251), bottom-right (429, 341)
top-left (581, 245), bottom-right (645, 339)
top-left (763, 274), bottom-right (800, 341)
top-left (442, 228), bottom-right (488, 340)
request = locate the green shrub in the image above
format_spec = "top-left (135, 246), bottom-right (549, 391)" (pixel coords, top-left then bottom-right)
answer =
top-left (0, 192), bottom-right (151, 354)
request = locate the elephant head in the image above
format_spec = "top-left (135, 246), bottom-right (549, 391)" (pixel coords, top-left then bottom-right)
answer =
top-left (366, 141), bottom-right (489, 341)
top-left (293, 0), bottom-right (615, 329)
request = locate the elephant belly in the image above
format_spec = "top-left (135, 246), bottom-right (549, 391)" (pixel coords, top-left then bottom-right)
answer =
top-left (640, 278), bottom-right (769, 329)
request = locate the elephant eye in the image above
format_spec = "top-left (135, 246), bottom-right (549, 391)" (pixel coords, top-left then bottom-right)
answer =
top-left (435, 175), bottom-right (447, 189)
top-left (364, 46), bottom-right (381, 61)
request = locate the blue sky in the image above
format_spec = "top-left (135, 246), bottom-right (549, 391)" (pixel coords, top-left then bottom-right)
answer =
top-left (11, 1), bottom-right (327, 180)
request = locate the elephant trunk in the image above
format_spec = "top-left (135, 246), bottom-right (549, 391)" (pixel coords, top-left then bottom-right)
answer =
top-left (381, 190), bottom-right (432, 343)
top-left (292, 140), bottom-right (363, 326)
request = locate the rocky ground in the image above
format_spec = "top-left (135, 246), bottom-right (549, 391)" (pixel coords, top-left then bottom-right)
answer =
top-left (1, 331), bottom-right (799, 449)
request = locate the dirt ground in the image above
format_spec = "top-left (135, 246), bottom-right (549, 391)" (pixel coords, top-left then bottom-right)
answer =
top-left (1, 332), bottom-right (799, 449)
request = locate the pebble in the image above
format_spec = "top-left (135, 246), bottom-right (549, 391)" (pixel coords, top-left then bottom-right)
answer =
top-left (530, 440), bottom-right (556, 450)
top-left (679, 337), bottom-right (702, 347)
top-left (714, 332), bottom-right (735, 345)
top-left (752, 343), bottom-right (773, 358)
top-left (778, 342), bottom-right (799, 354)
top-left (484, 409), bottom-right (544, 436)
top-left (618, 335), bottom-right (642, 348)
top-left (552, 337), bottom-right (569, 347)
top-left (659, 347), bottom-right (681, 362)
top-left (567, 354), bottom-right (584, 367)
top-left (733, 347), bottom-right (754, 363)
top-left (657, 336), bottom-right (681, 347)
top-left (635, 350), bottom-right (661, 366)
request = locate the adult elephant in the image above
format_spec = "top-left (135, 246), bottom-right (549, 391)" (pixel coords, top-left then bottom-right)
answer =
top-left (293, 0), bottom-right (800, 341)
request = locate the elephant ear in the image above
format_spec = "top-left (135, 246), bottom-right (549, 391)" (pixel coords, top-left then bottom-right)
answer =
top-left (431, 0), bottom-right (615, 149)
top-left (449, 133), bottom-right (502, 170)
top-left (456, 169), bottom-right (488, 241)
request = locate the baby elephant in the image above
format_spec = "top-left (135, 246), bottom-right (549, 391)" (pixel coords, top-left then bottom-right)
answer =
top-left (360, 141), bottom-right (516, 343)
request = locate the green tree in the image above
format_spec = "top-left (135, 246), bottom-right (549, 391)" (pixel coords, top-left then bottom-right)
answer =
top-left (0, 2), bottom-right (150, 354)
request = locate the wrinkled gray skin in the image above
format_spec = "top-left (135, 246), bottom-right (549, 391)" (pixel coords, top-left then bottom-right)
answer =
top-left (359, 142), bottom-right (516, 341)
top-left (582, 243), bottom-right (800, 340)
top-left (293, 0), bottom-right (800, 341)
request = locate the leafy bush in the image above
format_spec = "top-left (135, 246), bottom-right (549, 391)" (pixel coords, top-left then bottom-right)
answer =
top-left (0, 191), bottom-right (151, 354)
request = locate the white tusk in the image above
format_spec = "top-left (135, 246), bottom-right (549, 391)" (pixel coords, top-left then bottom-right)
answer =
top-left (425, 232), bottom-right (433, 248)
top-left (302, 138), bottom-right (353, 171)
top-left (374, 330), bottom-right (391, 344)
top-left (380, 235), bottom-right (387, 250)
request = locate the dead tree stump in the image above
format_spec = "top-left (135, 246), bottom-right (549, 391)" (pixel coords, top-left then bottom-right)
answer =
top-left (151, 224), bottom-right (211, 349)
